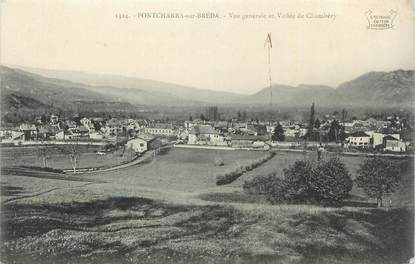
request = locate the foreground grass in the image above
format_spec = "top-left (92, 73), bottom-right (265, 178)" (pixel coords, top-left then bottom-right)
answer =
top-left (1, 196), bottom-right (413, 264)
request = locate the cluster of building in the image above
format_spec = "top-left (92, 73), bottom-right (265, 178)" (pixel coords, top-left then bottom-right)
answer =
top-left (340, 116), bottom-right (410, 152)
top-left (0, 113), bottom-right (411, 154)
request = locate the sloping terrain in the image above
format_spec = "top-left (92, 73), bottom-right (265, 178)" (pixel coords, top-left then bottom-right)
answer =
top-left (11, 65), bottom-right (414, 108)
top-left (11, 65), bottom-right (246, 105)
top-left (1, 175), bottom-right (413, 264)
top-left (336, 70), bottom-right (414, 106)
top-left (248, 84), bottom-right (336, 107)
top-left (1, 92), bottom-right (50, 113)
top-left (0, 66), bottom-right (139, 114)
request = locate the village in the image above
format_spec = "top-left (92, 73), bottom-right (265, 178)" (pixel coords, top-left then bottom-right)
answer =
top-left (0, 105), bottom-right (412, 156)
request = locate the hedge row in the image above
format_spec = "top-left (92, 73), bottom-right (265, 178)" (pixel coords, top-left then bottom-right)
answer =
top-left (216, 152), bottom-right (275, 186)
top-left (21, 166), bottom-right (64, 173)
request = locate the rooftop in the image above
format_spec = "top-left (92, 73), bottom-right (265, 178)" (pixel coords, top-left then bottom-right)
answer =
top-left (189, 125), bottom-right (218, 135)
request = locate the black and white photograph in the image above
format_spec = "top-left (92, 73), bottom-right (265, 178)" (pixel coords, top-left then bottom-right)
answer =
top-left (0, 0), bottom-right (414, 263)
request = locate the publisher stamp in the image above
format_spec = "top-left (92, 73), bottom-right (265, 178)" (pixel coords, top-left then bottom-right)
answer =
top-left (365, 10), bottom-right (397, 30)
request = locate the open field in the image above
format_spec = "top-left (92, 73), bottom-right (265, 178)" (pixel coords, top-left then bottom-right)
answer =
top-left (82, 148), bottom-right (267, 192)
top-left (1, 146), bottom-right (134, 170)
top-left (1, 147), bottom-right (413, 264)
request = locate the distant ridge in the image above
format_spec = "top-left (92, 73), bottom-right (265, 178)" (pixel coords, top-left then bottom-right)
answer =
top-left (0, 66), bottom-right (139, 114)
top-left (3, 65), bottom-right (414, 108)
top-left (9, 65), bottom-right (246, 105)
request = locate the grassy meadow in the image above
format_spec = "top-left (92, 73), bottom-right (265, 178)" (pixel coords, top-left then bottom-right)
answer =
top-left (82, 148), bottom-right (267, 192)
top-left (0, 146), bottom-right (134, 170)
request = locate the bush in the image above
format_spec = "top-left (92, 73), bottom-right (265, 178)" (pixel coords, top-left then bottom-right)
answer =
top-left (243, 171), bottom-right (288, 203)
top-left (243, 171), bottom-right (278, 194)
top-left (216, 169), bottom-right (242, 185)
top-left (21, 166), bottom-right (63, 173)
top-left (264, 178), bottom-right (289, 204)
top-left (243, 158), bottom-right (353, 206)
top-left (214, 156), bottom-right (225, 166)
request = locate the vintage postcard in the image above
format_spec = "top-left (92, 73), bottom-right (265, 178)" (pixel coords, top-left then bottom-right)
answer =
top-left (0, 0), bottom-right (414, 263)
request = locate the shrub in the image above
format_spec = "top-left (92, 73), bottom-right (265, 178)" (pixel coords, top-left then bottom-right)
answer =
top-left (216, 168), bottom-right (242, 185)
top-left (21, 166), bottom-right (63, 173)
top-left (243, 171), bottom-right (278, 194)
top-left (243, 170), bottom-right (287, 203)
top-left (214, 156), bottom-right (225, 166)
top-left (264, 178), bottom-right (289, 204)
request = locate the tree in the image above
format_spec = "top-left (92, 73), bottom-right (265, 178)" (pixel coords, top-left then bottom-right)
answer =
top-left (242, 111), bottom-right (247, 121)
top-left (328, 119), bottom-right (341, 142)
top-left (93, 121), bottom-right (102, 131)
top-left (294, 131), bottom-right (300, 144)
top-left (281, 160), bottom-right (314, 203)
top-left (62, 142), bottom-right (81, 173)
top-left (250, 158), bottom-right (353, 206)
top-left (272, 123), bottom-right (285, 142)
top-left (37, 143), bottom-right (51, 168)
top-left (341, 109), bottom-right (348, 145)
top-left (72, 115), bottom-right (82, 126)
top-left (307, 102), bottom-right (315, 139)
top-left (355, 157), bottom-right (401, 207)
top-left (314, 118), bottom-right (321, 129)
top-left (41, 114), bottom-right (47, 124)
top-left (310, 158), bottom-right (353, 206)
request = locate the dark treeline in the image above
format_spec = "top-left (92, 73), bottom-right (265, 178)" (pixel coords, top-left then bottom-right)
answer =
top-left (2, 103), bottom-right (413, 127)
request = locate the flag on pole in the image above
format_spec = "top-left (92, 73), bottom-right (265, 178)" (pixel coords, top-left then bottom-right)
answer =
top-left (264, 33), bottom-right (272, 48)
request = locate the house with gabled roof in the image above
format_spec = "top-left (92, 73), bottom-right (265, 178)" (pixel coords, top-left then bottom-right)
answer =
top-left (145, 123), bottom-right (175, 136)
top-left (19, 123), bottom-right (37, 141)
top-left (384, 135), bottom-right (406, 153)
top-left (188, 125), bottom-right (224, 145)
top-left (230, 134), bottom-right (269, 148)
top-left (345, 131), bottom-right (371, 148)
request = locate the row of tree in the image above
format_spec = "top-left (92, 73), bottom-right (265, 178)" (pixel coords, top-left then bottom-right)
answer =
top-left (271, 103), bottom-right (350, 143)
top-left (243, 157), bottom-right (403, 207)
top-left (35, 142), bottom-right (137, 173)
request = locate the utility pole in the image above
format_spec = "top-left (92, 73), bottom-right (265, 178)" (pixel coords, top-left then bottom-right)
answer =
top-left (265, 33), bottom-right (273, 106)
top-left (341, 109), bottom-right (347, 147)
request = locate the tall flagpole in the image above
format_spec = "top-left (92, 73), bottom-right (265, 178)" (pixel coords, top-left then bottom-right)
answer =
top-left (268, 40), bottom-right (272, 106)
top-left (265, 33), bottom-right (273, 106)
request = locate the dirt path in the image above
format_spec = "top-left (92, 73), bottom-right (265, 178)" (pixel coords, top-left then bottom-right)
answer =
top-left (79, 150), bottom-right (156, 173)
top-left (1, 167), bottom-right (95, 182)
top-left (2, 182), bottom-right (97, 204)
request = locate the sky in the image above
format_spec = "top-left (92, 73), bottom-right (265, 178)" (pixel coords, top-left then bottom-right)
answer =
top-left (1, 0), bottom-right (414, 94)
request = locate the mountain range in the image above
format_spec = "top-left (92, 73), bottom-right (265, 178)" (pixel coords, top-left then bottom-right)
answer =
top-left (1, 65), bottom-right (413, 115)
